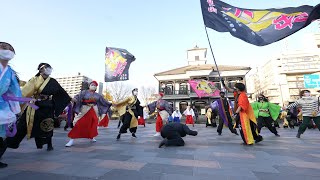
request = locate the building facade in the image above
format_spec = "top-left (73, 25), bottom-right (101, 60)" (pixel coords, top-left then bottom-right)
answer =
top-left (246, 33), bottom-right (320, 105)
top-left (56, 73), bottom-right (92, 97)
top-left (154, 46), bottom-right (251, 115)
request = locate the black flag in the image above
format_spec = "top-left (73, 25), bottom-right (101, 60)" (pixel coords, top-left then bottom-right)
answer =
top-left (201, 0), bottom-right (320, 46)
top-left (104, 47), bottom-right (135, 82)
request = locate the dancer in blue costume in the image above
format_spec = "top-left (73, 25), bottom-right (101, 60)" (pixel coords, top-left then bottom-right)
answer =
top-left (0, 42), bottom-right (22, 168)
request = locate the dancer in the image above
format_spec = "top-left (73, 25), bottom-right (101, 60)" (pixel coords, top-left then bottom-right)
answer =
top-left (158, 122), bottom-right (198, 148)
top-left (223, 81), bottom-right (263, 145)
top-left (172, 108), bottom-right (182, 123)
top-left (0, 42), bottom-right (21, 168)
top-left (286, 90), bottom-right (320, 138)
top-left (251, 94), bottom-right (280, 136)
top-left (206, 107), bottom-right (213, 127)
top-left (183, 106), bottom-right (195, 127)
top-left (115, 88), bottom-right (143, 140)
top-left (65, 81), bottom-right (112, 147)
top-left (210, 91), bottom-right (238, 136)
top-left (147, 93), bottom-right (172, 137)
top-left (6, 63), bottom-right (71, 151)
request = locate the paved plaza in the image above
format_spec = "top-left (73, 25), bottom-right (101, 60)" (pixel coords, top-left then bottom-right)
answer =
top-left (1, 121), bottom-right (320, 180)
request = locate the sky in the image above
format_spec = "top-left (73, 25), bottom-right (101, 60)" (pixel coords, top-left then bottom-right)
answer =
top-left (1, 0), bottom-right (319, 89)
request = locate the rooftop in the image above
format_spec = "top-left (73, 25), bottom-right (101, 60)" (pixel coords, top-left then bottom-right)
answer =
top-left (154, 64), bottom-right (251, 76)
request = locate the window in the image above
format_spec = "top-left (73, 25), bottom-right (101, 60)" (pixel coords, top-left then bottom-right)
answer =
top-left (195, 56), bottom-right (199, 60)
top-left (318, 45), bottom-right (320, 48)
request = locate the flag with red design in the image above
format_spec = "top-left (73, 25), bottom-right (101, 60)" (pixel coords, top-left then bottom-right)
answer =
top-left (200, 0), bottom-right (320, 46)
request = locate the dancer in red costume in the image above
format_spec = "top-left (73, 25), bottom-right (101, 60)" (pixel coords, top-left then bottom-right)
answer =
top-left (65, 81), bottom-right (112, 147)
top-left (147, 93), bottom-right (172, 137)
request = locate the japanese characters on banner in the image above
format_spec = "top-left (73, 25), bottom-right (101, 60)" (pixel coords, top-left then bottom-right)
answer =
top-left (104, 47), bottom-right (135, 82)
top-left (201, 0), bottom-right (320, 46)
top-left (189, 80), bottom-right (220, 98)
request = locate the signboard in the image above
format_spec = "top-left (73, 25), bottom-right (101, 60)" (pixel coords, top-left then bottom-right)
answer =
top-left (304, 74), bottom-right (320, 88)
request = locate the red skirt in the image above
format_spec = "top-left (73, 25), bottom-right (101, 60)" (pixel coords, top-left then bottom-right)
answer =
top-left (138, 117), bottom-right (145, 126)
top-left (98, 115), bottom-right (109, 127)
top-left (68, 107), bottom-right (98, 139)
top-left (156, 114), bottom-right (163, 132)
top-left (185, 115), bottom-right (194, 125)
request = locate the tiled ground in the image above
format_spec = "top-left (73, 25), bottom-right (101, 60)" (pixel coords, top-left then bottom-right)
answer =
top-left (1, 121), bottom-right (320, 180)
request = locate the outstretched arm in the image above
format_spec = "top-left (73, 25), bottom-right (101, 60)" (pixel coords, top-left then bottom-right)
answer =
top-left (221, 80), bottom-right (233, 92)
top-left (182, 124), bottom-right (198, 136)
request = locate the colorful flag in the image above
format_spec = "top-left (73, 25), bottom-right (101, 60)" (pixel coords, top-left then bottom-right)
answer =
top-left (201, 0), bottom-right (320, 46)
top-left (189, 80), bottom-right (220, 98)
top-left (104, 47), bottom-right (135, 82)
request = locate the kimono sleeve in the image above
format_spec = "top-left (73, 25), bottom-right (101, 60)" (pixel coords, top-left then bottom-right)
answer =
top-left (6, 69), bottom-right (22, 114)
top-left (136, 99), bottom-right (143, 117)
top-left (147, 101), bottom-right (157, 114)
top-left (250, 102), bottom-right (259, 118)
top-left (164, 101), bottom-right (173, 115)
top-left (210, 101), bottom-right (218, 110)
top-left (52, 80), bottom-right (72, 117)
top-left (268, 102), bottom-right (281, 121)
top-left (22, 77), bottom-right (36, 98)
top-left (238, 93), bottom-right (249, 112)
top-left (98, 95), bottom-right (112, 115)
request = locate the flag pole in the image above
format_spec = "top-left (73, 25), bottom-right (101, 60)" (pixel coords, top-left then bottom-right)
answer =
top-left (204, 26), bottom-right (222, 81)
top-left (204, 26), bottom-right (234, 114)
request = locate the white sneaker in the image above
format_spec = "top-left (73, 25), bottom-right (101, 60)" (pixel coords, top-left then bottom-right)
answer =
top-left (153, 132), bottom-right (161, 137)
top-left (65, 139), bottom-right (74, 147)
top-left (91, 138), bottom-right (97, 142)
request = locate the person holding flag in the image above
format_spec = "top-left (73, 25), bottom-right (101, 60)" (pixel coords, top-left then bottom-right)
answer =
top-left (222, 81), bottom-right (263, 145)
top-left (210, 90), bottom-right (238, 136)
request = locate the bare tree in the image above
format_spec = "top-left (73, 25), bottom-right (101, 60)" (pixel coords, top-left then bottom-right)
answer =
top-left (140, 86), bottom-right (156, 105)
top-left (106, 82), bottom-right (132, 102)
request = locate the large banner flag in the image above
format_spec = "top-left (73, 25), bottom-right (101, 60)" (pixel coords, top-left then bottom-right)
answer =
top-left (189, 80), bottom-right (220, 98)
top-left (201, 0), bottom-right (320, 46)
top-left (105, 47), bottom-right (135, 82)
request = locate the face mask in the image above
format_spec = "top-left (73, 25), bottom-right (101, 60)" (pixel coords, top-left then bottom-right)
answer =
top-left (133, 91), bottom-right (138, 96)
top-left (259, 98), bottom-right (263, 101)
top-left (43, 68), bottom-right (52, 76)
top-left (89, 85), bottom-right (97, 91)
top-left (304, 92), bottom-right (311, 97)
top-left (0, 50), bottom-right (15, 61)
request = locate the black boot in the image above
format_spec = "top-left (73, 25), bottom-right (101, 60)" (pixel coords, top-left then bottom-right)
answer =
top-left (35, 138), bottom-right (43, 149)
top-left (296, 133), bottom-right (301, 138)
top-left (0, 162), bottom-right (8, 168)
top-left (0, 138), bottom-right (8, 169)
top-left (158, 139), bottom-right (166, 148)
top-left (132, 133), bottom-right (137, 138)
top-left (47, 138), bottom-right (54, 151)
top-left (116, 134), bottom-right (121, 140)
top-left (233, 130), bottom-right (239, 136)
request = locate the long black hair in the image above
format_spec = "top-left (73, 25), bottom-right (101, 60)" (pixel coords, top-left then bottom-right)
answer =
top-left (35, 63), bottom-right (51, 76)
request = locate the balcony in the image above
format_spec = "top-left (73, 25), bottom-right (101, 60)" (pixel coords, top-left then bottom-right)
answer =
top-left (164, 90), bottom-right (190, 95)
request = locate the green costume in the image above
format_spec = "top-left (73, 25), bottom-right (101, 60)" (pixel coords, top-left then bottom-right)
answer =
top-left (251, 102), bottom-right (280, 121)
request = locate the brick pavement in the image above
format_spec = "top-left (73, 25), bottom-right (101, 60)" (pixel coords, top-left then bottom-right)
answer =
top-left (1, 121), bottom-right (319, 180)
